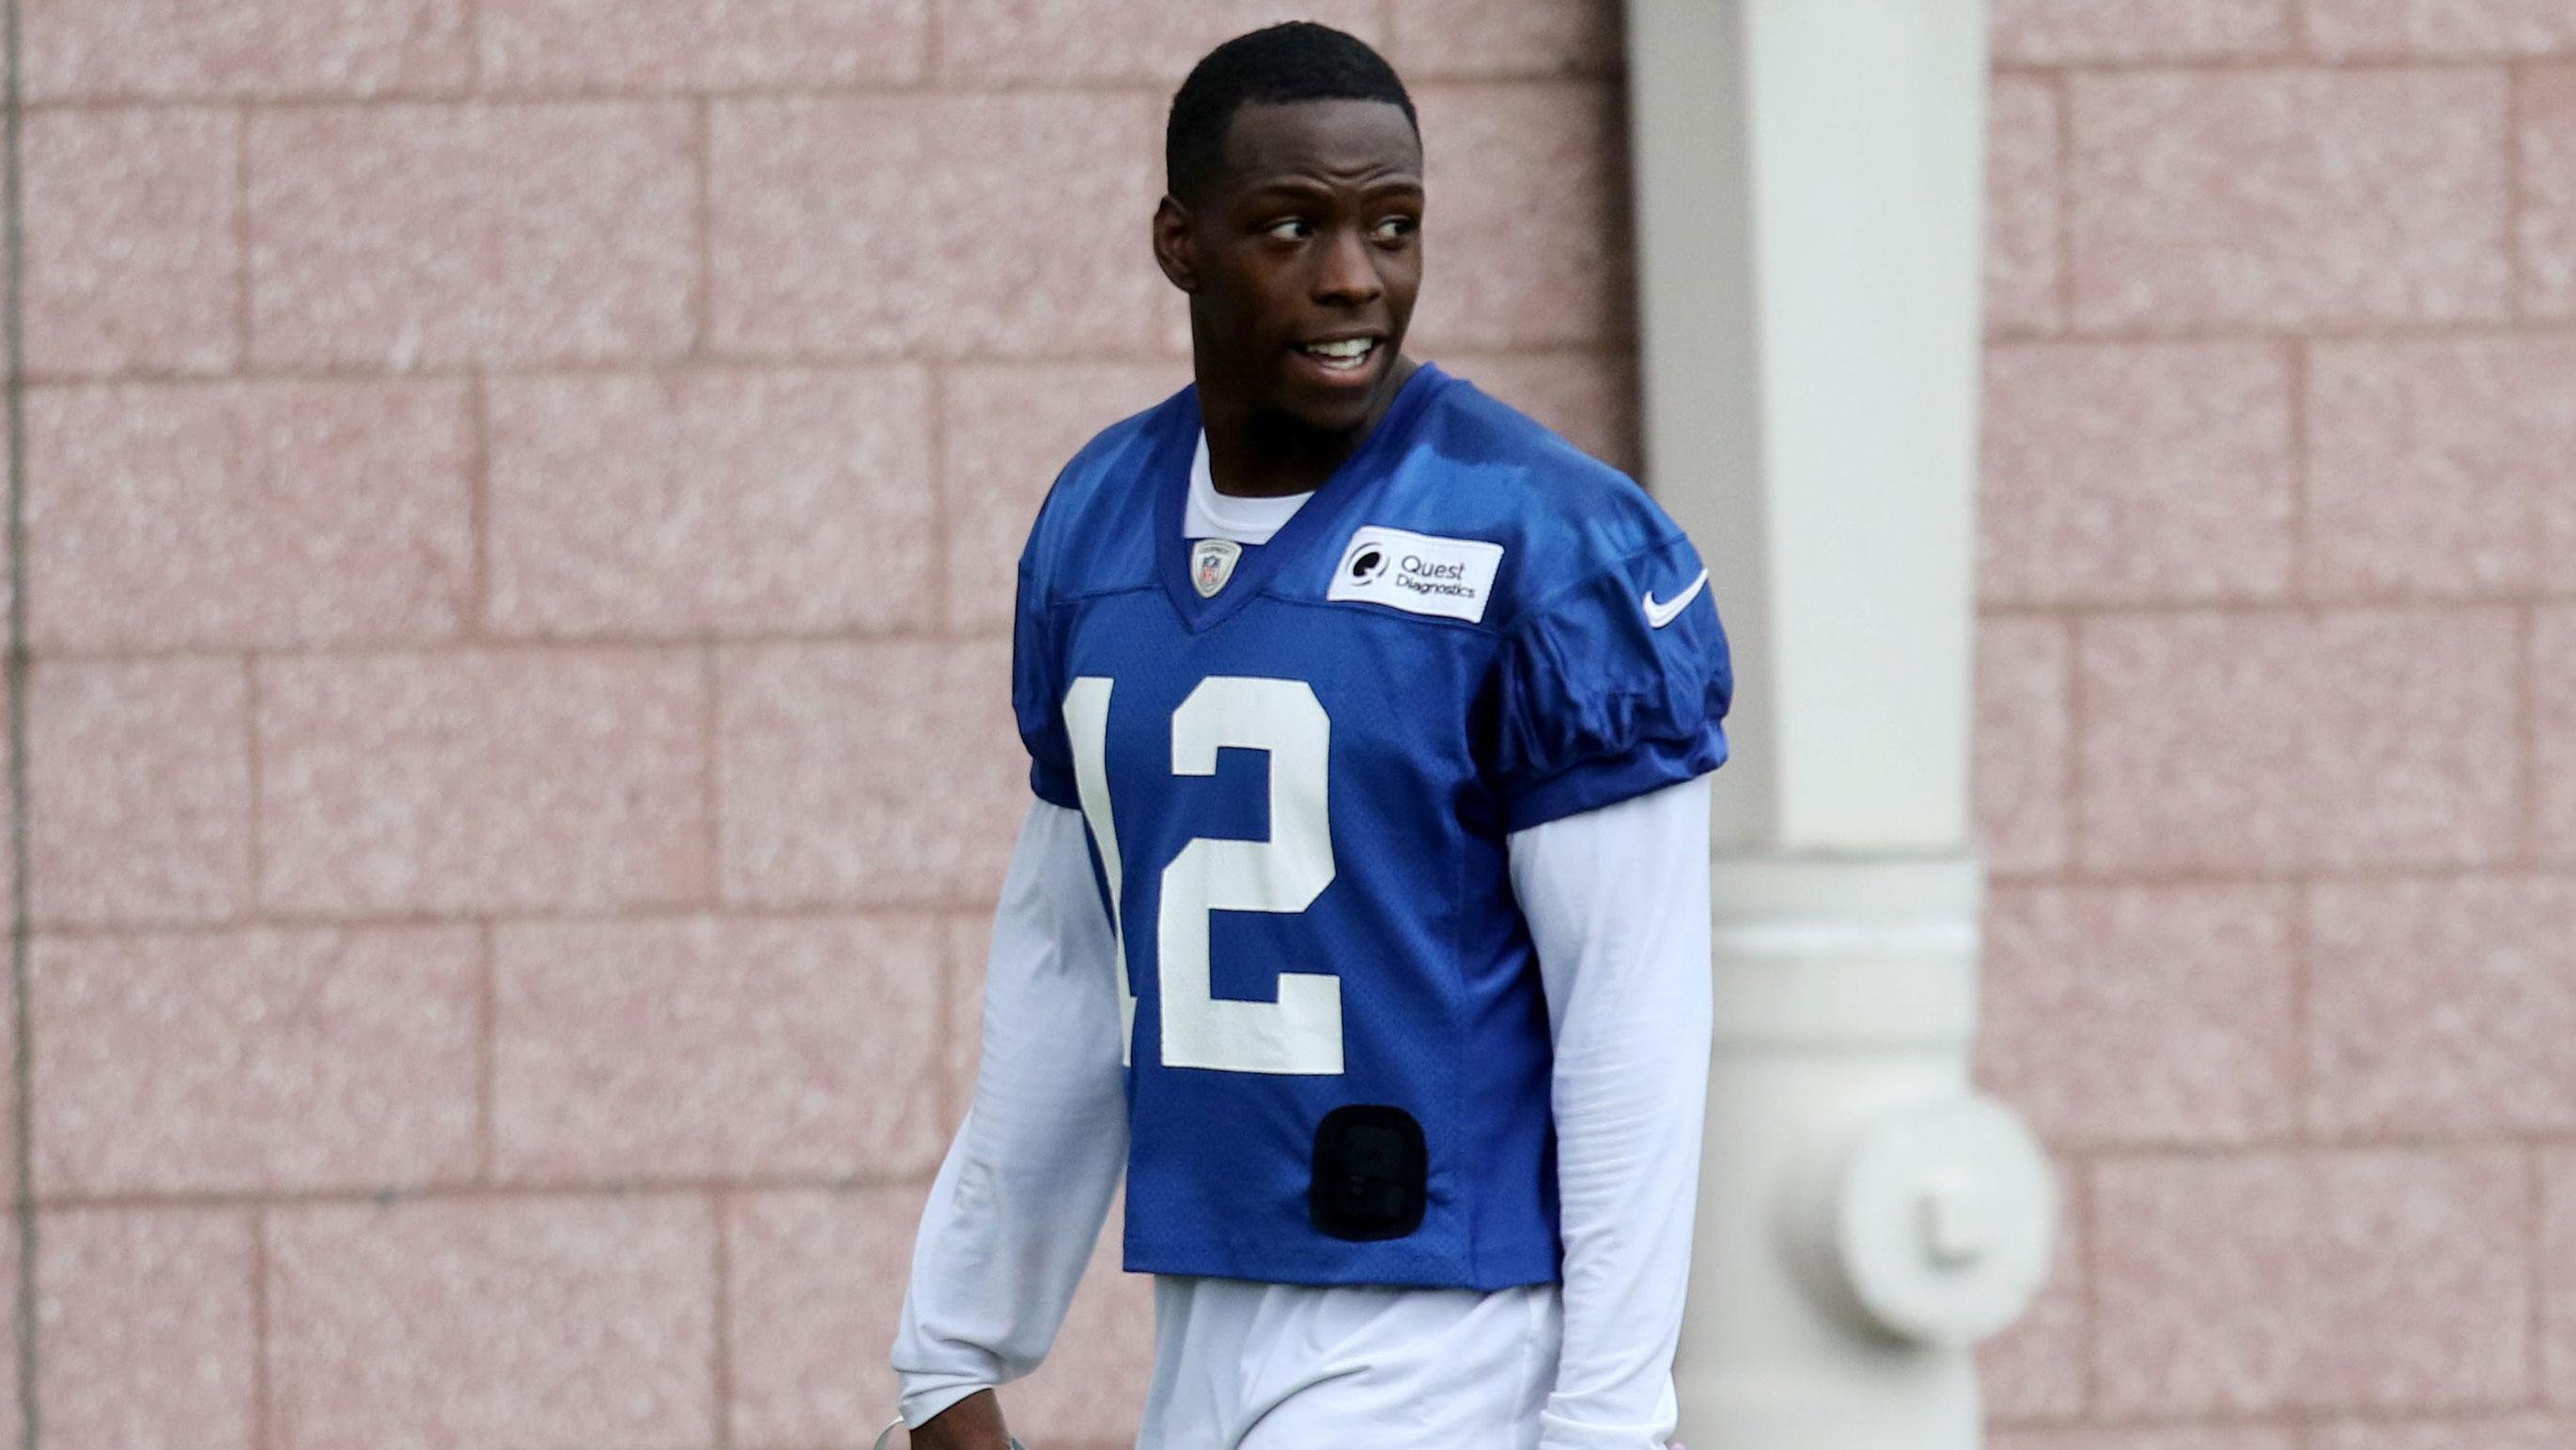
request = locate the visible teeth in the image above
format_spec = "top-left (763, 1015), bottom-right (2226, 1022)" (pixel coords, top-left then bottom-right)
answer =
top-left (1304, 338), bottom-right (1373, 359)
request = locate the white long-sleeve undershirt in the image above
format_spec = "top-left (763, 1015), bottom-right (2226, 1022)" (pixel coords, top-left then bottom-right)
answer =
top-left (892, 800), bottom-right (1129, 1424)
top-left (892, 441), bottom-right (1714, 1447)
top-left (1512, 775), bottom-right (1713, 1448)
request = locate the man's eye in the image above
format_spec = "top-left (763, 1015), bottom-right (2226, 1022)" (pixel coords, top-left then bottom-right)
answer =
top-left (1372, 216), bottom-right (1418, 242)
top-left (1265, 218), bottom-right (1311, 242)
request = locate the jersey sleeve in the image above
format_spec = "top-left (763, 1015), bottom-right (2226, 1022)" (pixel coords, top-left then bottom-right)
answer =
top-left (1011, 543), bottom-right (1082, 810)
top-left (1486, 532), bottom-right (1731, 833)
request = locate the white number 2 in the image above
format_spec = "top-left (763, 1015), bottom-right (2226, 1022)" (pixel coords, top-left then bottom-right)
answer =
top-left (1062, 675), bottom-right (1344, 1076)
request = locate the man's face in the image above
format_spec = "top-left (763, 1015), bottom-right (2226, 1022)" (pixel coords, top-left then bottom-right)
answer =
top-left (1161, 98), bottom-right (1425, 433)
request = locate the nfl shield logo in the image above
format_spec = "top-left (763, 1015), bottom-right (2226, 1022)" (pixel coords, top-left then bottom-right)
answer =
top-left (1191, 538), bottom-right (1243, 598)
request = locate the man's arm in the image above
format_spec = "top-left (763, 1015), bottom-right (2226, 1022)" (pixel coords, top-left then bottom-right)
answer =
top-left (892, 797), bottom-right (1129, 1444)
top-left (1507, 773), bottom-right (1715, 1450)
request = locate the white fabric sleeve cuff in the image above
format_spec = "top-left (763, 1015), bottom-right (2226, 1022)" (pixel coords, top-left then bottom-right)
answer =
top-left (897, 1380), bottom-right (992, 1434)
top-left (1538, 1404), bottom-right (1681, 1450)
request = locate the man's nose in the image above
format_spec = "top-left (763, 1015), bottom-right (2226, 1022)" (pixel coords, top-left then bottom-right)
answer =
top-left (1313, 228), bottom-right (1383, 305)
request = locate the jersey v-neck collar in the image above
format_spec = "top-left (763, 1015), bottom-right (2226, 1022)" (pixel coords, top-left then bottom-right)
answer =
top-left (1152, 363), bottom-right (1450, 634)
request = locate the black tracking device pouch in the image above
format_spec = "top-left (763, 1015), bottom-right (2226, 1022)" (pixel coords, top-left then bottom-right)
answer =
top-left (1309, 1104), bottom-right (1428, 1241)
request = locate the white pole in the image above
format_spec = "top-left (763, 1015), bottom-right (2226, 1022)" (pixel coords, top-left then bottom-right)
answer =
top-left (1623, 4), bottom-right (2056, 1445)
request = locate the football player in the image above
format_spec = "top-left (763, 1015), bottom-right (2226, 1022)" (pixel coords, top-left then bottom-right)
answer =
top-left (890, 22), bottom-right (1730, 1450)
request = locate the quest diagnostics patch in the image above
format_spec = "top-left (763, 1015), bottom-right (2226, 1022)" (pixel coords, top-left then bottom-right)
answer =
top-left (1327, 526), bottom-right (1505, 624)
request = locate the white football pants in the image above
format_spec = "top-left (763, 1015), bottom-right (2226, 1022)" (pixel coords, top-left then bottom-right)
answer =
top-left (1134, 1275), bottom-right (1562, 1449)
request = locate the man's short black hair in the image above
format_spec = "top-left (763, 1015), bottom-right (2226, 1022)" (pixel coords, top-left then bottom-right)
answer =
top-left (1165, 22), bottom-right (1419, 204)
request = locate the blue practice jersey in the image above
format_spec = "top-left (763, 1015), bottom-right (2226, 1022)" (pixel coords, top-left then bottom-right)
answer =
top-left (1012, 363), bottom-right (1731, 1290)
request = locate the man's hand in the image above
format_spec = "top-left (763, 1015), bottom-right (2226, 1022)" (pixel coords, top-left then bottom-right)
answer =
top-left (907, 1389), bottom-right (1014, 1450)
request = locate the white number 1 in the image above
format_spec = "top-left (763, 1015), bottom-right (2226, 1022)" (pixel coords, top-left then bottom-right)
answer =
top-left (1063, 675), bottom-right (1344, 1076)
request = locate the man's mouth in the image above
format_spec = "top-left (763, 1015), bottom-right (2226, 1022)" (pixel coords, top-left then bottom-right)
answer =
top-left (1297, 337), bottom-right (1379, 373)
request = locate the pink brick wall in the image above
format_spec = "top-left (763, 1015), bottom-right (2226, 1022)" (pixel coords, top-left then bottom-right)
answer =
top-left (1976, 4), bottom-right (2576, 1445)
top-left (12, 3), bottom-right (2572, 1449)
top-left (8, 2), bottom-right (1626, 1447)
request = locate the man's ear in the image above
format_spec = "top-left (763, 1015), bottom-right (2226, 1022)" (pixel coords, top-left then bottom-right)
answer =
top-left (1152, 195), bottom-right (1199, 293)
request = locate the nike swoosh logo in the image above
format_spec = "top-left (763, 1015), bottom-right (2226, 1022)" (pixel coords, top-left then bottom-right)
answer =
top-left (1641, 569), bottom-right (1709, 629)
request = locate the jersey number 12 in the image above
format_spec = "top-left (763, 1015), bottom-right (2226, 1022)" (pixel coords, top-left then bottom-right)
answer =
top-left (1063, 675), bottom-right (1345, 1076)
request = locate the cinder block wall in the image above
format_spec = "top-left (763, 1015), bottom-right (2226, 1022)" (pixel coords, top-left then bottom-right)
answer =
top-left (1971, 3), bottom-right (2576, 1447)
top-left (13, 1), bottom-right (2576, 1448)
top-left (6, 2), bottom-right (1634, 1448)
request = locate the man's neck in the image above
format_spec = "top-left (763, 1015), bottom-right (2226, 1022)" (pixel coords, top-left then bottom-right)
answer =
top-left (1198, 355), bottom-right (1419, 498)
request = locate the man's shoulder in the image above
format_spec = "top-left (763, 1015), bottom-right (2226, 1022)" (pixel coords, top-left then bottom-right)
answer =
top-left (1063, 387), bottom-right (1187, 485)
top-left (1017, 384), bottom-right (1191, 599)
top-left (1397, 373), bottom-right (1692, 630)
top-left (1047, 385), bottom-right (1188, 518)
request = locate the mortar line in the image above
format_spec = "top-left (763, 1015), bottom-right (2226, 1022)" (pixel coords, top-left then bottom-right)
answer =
top-left (2076, 1154), bottom-right (2099, 1413)
top-left (465, 370), bottom-right (490, 636)
top-left (1995, 55), bottom-right (2534, 78)
top-left (711, 1188), bottom-right (735, 1450)
top-left (2063, 610), bottom-right (2087, 878)
top-left (691, 98), bottom-right (713, 356)
top-left (21, 861), bottom-right (2576, 943)
top-left (32, 898), bottom-right (1016, 937)
top-left (2508, 62), bottom-right (2528, 320)
top-left (4, 0), bottom-right (42, 1440)
top-left (2051, 68), bottom-right (2074, 331)
top-left (233, 105), bottom-right (253, 360)
top-left (2284, 338), bottom-right (2309, 600)
top-left (2532, 1141), bottom-right (2551, 1406)
top-left (39, 1175), bottom-right (947, 1211)
top-left (9, 1131), bottom-right (2573, 1212)
top-left (243, 656), bottom-right (266, 914)
top-left (250, 1208), bottom-right (271, 1450)
top-left (2518, 605), bottom-right (2539, 866)
top-left (475, 920), bottom-right (496, 1183)
top-left (2288, 876), bottom-right (2316, 1148)
top-left (462, 0), bottom-right (482, 91)
top-left (700, 639), bottom-right (722, 907)
top-left (67, 599), bottom-right (2566, 660)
